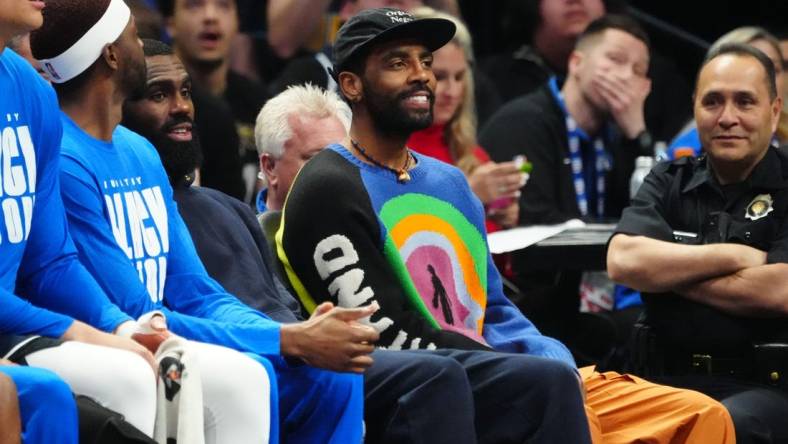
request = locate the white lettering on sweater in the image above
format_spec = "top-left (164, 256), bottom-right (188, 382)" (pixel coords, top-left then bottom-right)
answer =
top-left (314, 234), bottom-right (424, 346)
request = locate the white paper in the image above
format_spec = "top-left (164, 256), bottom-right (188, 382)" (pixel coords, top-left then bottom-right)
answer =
top-left (487, 219), bottom-right (586, 254)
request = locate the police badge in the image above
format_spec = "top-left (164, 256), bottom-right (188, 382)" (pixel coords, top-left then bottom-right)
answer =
top-left (746, 194), bottom-right (774, 221)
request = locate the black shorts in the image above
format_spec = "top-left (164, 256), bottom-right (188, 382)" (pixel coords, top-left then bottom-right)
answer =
top-left (0, 335), bottom-right (62, 364)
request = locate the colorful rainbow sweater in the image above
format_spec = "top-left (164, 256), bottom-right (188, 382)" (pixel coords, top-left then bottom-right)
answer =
top-left (278, 144), bottom-right (575, 366)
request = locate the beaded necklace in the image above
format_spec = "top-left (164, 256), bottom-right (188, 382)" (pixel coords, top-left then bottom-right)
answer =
top-left (351, 139), bottom-right (412, 183)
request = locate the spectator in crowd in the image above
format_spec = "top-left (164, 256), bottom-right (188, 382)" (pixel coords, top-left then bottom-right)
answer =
top-left (482, 0), bottom-right (690, 143)
top-left (279, 7), bottom-right (735, 443)
top-left (668, 27), bottom-right (786, 159)
top-left (479, 15), bottom-right (652, 345)
top-left (162, 0), bottom-right (269, 203)
top-left (407, 7), bottom-right (525, 232)
top-left (32, 0), bottom-right (372, 442)
top-left (608, 42), bottom-right (788, 443)
top-left (482, 14), bottom-right (654, 226)
top-left (1, 0), bottom-right (176, 440)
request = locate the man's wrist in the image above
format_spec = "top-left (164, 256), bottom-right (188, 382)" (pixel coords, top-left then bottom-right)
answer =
top-left (280, 324), bottom-right (303, 358)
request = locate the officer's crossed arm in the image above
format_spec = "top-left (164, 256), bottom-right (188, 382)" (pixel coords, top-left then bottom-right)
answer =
top-left (607, 234), bottom-right (767, 293)
top-left (609, 234), bottom-right (788, 316)
top-left (676, 262), bottom-right (788, 316)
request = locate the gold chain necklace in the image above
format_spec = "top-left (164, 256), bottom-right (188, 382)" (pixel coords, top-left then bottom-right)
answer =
top-left (350, 139), bottom-right (412, 183)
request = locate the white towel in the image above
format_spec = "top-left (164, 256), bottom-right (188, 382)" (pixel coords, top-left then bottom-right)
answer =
top-left (153, 337), bottom-right (205, 444)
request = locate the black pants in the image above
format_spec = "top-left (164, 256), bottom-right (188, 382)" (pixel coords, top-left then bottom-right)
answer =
top-left (654, 374), bottom-right (788, 444)
top-left (364, 349), bottom-right (591, 444)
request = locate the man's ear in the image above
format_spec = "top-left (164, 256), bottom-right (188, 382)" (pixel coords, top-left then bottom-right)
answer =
top-left (567, 50), bottom-right (583, 77)
top-left (338, 71), bottom-right (363, 104)
top-left (102, 43), bottom-right (120, 71)
top-left (260, 153), bottom-right (276, 187)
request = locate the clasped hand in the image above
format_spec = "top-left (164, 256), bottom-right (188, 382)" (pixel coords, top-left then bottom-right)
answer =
top-left (282, 302), bottom-right (380, 373)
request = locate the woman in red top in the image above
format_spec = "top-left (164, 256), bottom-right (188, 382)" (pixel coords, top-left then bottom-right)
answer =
top-left (408, 7), bottom-right (527, 231)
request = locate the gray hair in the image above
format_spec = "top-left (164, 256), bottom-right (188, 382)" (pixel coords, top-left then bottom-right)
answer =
top-left (254, 83), bottom-right (352, 158)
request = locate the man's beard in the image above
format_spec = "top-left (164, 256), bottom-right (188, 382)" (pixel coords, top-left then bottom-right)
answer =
top-left (363, 79), bottom-right (435, 138)
top-left (150, 118), bottom-right (203, 186)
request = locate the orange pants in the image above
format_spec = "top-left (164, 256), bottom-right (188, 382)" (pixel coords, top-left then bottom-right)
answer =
top-left (579, 366), bottom-right (735, 443)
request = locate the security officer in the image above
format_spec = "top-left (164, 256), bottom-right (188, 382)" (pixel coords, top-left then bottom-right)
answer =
top-left (608, 42), bottom-right (788, 444)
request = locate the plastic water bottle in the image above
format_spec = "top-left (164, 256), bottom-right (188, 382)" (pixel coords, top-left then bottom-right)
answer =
top-left (653, 141), bottom-right (668, 162)
top-left (630, 156), bottom-right (654, 200)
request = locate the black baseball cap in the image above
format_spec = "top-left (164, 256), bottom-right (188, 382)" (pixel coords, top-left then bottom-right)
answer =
top-left (332, 7), bottom-right (456, 74)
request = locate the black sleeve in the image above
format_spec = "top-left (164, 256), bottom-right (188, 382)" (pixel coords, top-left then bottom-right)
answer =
top-left (279, 150), bottom-right (490, 351)
top-left (480, 96), bottom-right (579, 224)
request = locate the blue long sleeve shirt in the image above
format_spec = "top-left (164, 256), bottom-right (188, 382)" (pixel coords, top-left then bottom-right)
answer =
top-left (0, 49), bottom-right (130, 336)
top-left (58, 117), bottom-right (281, 355)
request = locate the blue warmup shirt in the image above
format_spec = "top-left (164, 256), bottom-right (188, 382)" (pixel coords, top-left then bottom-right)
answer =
top-left (58, 117), bottom-right (281, 355)
top-left (0, 49), bottom-right (129, 336)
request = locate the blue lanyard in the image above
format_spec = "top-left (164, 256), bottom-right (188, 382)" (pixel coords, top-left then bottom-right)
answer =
top-left (548, 77), bottom-right (610, 217)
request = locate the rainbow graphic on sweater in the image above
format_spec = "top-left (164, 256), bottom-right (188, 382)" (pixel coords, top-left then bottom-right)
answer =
top-left (380, 194), bottom-right (487, 339)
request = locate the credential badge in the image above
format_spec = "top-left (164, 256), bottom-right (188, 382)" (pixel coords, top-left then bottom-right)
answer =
top-left (745, 193), bottom-right (774, 221)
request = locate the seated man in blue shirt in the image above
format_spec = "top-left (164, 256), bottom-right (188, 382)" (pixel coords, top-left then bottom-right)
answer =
top-left (0, 0), bottom-right (180, 440)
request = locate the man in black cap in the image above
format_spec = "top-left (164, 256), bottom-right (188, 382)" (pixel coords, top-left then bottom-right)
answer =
top-left (280, 7), bottom-right (737, 443)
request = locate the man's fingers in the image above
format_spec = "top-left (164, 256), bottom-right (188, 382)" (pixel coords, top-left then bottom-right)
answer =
top-left (492, 161), bottom-right (520, 174)
top-left (150, 315), bottom-right (167, 331)
top-left (347, 354), bottom-right (374, 370)
top-left (311, 302), bottom-right (334, 318)
top-left (331, 302), bottom-right (379, 321)
top-left (348, 342), bottom-right (375, 357)
top-left (349, 324), bottom-right (380, 344)
top-left (594, 77), bottom-right (627, 108)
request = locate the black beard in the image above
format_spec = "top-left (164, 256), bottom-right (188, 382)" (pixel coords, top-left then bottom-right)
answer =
top-left (363, 79), bottom-right (435, 139)
top-left (156, 133), bottom-right (203, 187)
top-left (125, 115), bottom-right (203, 187)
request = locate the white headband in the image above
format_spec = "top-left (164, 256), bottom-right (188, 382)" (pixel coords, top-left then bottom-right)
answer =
top-left (38, 0), bottom-right (131, 84)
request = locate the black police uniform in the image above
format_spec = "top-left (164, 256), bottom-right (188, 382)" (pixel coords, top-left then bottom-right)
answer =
top-left (614, 146), bottom-right (788, 443)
